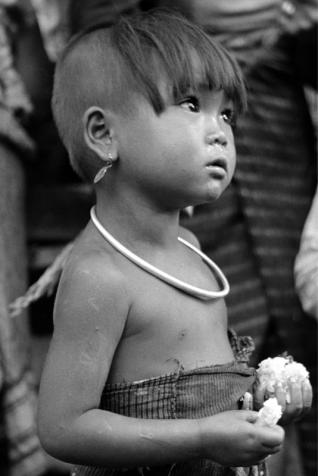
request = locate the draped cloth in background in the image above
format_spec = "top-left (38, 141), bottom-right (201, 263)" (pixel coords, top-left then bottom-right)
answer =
top-left (0, 142), bottom-right (46, 476)
top-left (0, 2), bottom-right (46, 475)
top-left (0, 278), bottom-right (46, 476)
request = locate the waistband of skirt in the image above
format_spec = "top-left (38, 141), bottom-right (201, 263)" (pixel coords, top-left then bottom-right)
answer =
top-left (103, 359), bottom-right (255, 393)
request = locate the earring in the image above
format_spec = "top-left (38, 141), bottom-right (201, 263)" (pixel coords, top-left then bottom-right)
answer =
top-left (93, 153), bottom-right (113, 184)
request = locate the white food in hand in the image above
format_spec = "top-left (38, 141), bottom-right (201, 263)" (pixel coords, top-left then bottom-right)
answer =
top-left (256, 356), bottom-right (309, 394)
top-left (257, 397), bottom-right (282, 427)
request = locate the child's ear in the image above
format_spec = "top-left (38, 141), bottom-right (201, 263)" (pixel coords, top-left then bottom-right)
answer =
top-left (83, 106), bottom-right (118, 160)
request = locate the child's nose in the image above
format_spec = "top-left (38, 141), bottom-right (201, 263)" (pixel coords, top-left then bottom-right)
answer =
top-left (206, 129), bottom-right (228, 147)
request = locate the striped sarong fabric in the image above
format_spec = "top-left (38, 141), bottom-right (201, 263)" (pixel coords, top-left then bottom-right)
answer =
top-left (71, 358), bottom-right (265, 476)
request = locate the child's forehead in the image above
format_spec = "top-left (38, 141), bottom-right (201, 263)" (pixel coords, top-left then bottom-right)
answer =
top-left (187, 50), bottom-right (208, 78)
top-left (162, 69), bottom-right (225, 99)
top-left (157, 47), bottom-right (206, 83)
top-left (152, 47), bottom-right (227, 95)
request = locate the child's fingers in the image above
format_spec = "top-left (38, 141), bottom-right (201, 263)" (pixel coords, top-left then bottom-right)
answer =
top-left (286, 380), bottom-right (303, 418)
top-left (274, 383), bottom-right (286, 413)
top-left (302, 379), bottom-right (313, 412)
top-left (241, 392), bottom-right (253, 410)
top-left (239, 410), bottom-right (259, 423)
top-left (268, 443), bottom-right (283, 454)
top-left (259, 425), bottom-right (285, 448)
top-left (262, 443), bottom-right (284, 456)
top-left (254, 383), bottom-right (266, 410)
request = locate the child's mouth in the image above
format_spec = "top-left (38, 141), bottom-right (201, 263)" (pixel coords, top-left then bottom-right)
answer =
top-left (206, 158), bottom-right (227, 178)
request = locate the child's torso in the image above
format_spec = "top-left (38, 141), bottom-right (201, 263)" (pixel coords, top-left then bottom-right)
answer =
top-left (71, 338), bottom-right (258, 476)
top-left (91, 227), bottom-right (235, 384)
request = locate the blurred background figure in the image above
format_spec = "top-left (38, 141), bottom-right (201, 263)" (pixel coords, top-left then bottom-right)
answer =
top-left (0, 1), bottom-right (71, 475)
top-left (0, 1), bottom-right (45, 475)
top-left (294, 22), bottom-right (318, 322)
top-left (68, 2), bottom-right (317, 476)
top-left (295, 183), bottom-right (318, 320)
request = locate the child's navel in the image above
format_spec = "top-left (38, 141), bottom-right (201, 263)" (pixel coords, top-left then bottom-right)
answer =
top-left (178, 328), bottom-right (187, 340)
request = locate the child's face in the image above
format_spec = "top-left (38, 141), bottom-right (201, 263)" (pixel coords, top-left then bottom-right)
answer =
top-left (114, 84), bottom-right (236, 209)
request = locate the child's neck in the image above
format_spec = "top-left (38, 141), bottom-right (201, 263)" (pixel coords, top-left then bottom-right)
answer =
top-left (95, 191), bottom-right (181, 251)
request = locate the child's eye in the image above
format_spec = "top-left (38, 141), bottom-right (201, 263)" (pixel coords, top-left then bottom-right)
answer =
top-left (179, 96), bottom-right (201, 113)
top-left (221, 108), bottom-right (236, 125)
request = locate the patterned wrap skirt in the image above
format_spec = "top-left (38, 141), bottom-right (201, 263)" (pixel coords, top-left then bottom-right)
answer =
top-left (71, 333), bottom-right (267, 476)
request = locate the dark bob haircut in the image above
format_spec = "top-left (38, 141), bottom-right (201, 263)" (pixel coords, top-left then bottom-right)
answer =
top-left (52, 10), bottom-right (246, 180)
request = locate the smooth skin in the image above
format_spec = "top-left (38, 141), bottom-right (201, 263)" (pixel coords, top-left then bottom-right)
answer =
top-left (38, 87), bottom-right (308, 468)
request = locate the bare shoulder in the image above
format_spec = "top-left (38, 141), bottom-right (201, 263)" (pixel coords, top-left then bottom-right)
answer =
top-left (178, 226), bottom-right (201, 249)
top-left (53, 229), bottom-right (130, 338)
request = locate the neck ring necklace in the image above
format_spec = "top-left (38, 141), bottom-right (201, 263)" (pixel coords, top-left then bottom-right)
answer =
top-left (90, 207), bottom-right (230, 300)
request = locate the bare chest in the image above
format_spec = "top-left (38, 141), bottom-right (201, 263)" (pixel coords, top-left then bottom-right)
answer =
top-left (108, 266), bottom-right (234, 383)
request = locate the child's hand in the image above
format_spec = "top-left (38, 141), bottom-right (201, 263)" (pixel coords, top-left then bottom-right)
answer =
top-left (254, 355), bottom-right (312, 424)
top-left (254, 378), bottom-right (312, 424)
top-left (198, 410), bottom-right (284, 467)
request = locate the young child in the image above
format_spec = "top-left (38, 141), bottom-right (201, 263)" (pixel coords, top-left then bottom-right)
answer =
top-left (37, 11), bottom-right (311, 476)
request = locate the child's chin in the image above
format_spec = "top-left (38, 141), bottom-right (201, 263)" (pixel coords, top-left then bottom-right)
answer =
top-left (204, 185), bottom-right (226, 202)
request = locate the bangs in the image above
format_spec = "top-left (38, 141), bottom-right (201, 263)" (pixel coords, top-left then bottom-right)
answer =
top-left (112, 11), bottom-right (247, 114)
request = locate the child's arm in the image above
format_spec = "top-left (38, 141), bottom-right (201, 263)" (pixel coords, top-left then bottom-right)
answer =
top-left (38, 255), bottom-right (284, 469)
